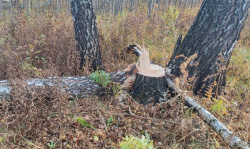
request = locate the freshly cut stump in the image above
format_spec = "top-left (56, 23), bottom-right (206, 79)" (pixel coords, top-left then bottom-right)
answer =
top-left (130, 46), bottom-right (168, 105)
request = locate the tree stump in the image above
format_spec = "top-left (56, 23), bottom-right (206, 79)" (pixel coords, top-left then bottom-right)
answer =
top-left (132, 73), bottom-right (167, 105)
top-left (128, 46), bottom-right (168, 105)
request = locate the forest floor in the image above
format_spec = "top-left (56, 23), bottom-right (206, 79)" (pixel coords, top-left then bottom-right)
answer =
top-left (0, 6), bottom-right (249, 149)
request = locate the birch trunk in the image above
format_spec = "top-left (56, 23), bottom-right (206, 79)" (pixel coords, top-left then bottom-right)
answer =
top-left (0, 71), bottom-right (127, 100)
top-left (71, 0), bottom-right (103, 70)
top-left (168, 0), bottom-right (249, 97)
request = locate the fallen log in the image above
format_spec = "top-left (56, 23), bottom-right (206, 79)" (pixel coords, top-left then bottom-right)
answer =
top-left (0, 71), bottom-right (127, 100)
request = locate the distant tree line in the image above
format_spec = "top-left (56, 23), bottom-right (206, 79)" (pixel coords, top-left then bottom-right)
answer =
top-left (0, 0), bottom-right (203, 16)
top-left (0, 0), bottom-right (71, 15)
top-left (92, 0), bottom-right (203, 15)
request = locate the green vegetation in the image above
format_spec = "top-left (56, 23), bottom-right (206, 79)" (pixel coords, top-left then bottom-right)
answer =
top-left (106, 117), bottom-right (113, 128)
top-left (90, 70), bottom-right (111, 88)
top-left (209, 99), bottom-right (227, 118)
top-left (89, 70), bottom-right (122, 97)
top-left (93, 135), bottom-right (99, 141)
top-left (0, 136), bottom-right (5, 146)
top-left (119, 133), bottom-right (154, 149)
top-left (77, 118), bottom-right (96, 130)
top-left (47, 141), bottom-right (56, 149)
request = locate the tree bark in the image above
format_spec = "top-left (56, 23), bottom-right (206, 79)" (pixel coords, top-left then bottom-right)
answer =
top-left (71, 0), bottom-right (103, 70)
top-left (126, 44), bottom-right (250, 148)
top-left (131, 73), bottom-right (167, 105)
top-left (167, 0), bottom-right (249, 97)
top-left (0, 71), bottom-right (127, 100)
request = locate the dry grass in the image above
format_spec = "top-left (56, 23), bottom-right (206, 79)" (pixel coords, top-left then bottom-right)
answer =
top-left (0, 5), bottom-right (249, 149)
top-left (0, 85), bottom-right (206, 148)
top-left (0, 11), bottom-right (79, 80)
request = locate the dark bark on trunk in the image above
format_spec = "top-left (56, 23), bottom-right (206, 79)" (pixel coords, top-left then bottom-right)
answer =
top-left (167, 0), bottom-right (249, 97)
top-left (71, 0), bottom-right (103, 71)
top-left (131, 73), bottom-right (167, 105)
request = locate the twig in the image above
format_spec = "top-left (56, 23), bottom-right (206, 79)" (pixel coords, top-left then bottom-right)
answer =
top-left (177, 129), bottom-right (200, 142)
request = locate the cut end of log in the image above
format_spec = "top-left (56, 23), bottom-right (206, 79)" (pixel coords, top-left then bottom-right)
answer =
top-left (120, 63), bottom-right (138, 90)
top-left (120, 75), bottom-right (136, 90)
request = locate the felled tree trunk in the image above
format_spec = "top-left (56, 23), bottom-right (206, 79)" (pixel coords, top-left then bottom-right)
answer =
top-left (71, 0), bottom-right (102, 70)
top-left (167, 0), bottom-right (249, 97)
top-left (0, 71), bottom-right (127, 100)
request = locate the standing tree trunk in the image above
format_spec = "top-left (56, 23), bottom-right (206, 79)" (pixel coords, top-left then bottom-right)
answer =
top-left (0, 0), bottom-right (2, 16)
top-left (71, 0), bottom-right (103, 70)
top-left (167, 0), bottom-right (249, 97)
top-left (147, 0), bottom-right (152, 18)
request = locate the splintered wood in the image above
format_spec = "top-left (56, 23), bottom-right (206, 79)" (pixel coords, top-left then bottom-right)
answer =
top-left (120, 46), bottom-right (166, 90)
top-left (136, 46), bottom-right (165, 77)
top-left (138, 46), bottom-right (150, 72)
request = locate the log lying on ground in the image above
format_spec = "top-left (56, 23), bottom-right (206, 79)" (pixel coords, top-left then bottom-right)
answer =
top-left (0, 77), bottom-right (100, 100)
top-left (0, 71), bottom-right (127, 100)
